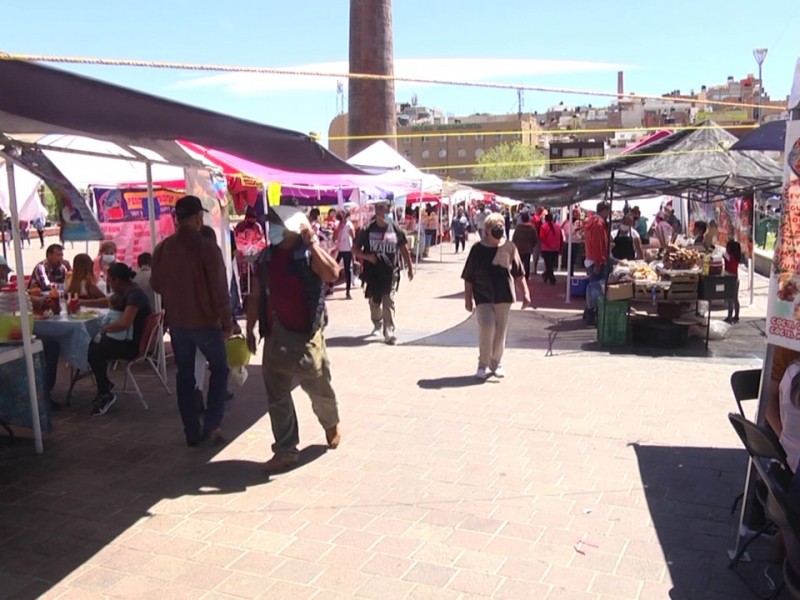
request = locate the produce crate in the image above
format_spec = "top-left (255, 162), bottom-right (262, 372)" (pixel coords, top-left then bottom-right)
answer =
top-left (633, 283), bottom-right (667, 301)
top-left (606, 282), bottom-right (633, 301)
top-left (699, 275), bottom-right (737, 300)
top-left (597, 297), bottom-right (629, 347)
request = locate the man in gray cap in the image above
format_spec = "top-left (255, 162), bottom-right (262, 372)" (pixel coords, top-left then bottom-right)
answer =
top-left (152, 195), bottom-right (233, 447)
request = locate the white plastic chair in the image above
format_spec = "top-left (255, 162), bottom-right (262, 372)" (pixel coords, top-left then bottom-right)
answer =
top-left (119, 311), bottom-right (171, 408)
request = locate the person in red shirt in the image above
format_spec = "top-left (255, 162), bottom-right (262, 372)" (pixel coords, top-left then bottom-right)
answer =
top-left (583, 201), bottom-right (611, 326)
top-left (724, 239), bottom-right (742, 324)
top-left (246, 206), bottom-right (342, 472)
top-left (538, 213), bottom-right (563, 285)
top-left (531, 206), bottom-right (545, 276)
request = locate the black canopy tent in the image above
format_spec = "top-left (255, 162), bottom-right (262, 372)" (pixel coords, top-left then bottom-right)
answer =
top-left (474, 121), bottom-right (783, 206)
top-left (0, 57), bottom-right (360, 174)
top-left (729, 119), bottom-right (787, 152)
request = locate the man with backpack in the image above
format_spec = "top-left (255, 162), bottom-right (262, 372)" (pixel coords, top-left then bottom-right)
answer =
top-left (353, 201), bottom-right (414, 345)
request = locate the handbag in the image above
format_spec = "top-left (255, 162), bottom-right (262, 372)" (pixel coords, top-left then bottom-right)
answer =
top-left (265, 317), bottom-right (325, 379)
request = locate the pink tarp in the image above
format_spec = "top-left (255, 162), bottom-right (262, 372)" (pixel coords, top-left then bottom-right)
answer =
top-left (179, 142), bottom-right (418, 193)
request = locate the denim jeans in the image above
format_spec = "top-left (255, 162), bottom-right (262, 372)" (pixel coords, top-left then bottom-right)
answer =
top-left (170, 327), bottom-right (230, 442)
top-left (584, 262), bottom-right (608, 318)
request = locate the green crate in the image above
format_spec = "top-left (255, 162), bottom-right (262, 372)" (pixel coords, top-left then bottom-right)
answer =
top-left (597, 297), bottom-right (629, 347)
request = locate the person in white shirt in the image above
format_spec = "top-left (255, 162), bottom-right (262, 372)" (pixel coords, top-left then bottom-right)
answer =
top-left (334, 211), bottom-right (356, 299)
top-left (778, 360), bottom-right (800, 471)
top-left (135, 252), bottom-right (156, 312)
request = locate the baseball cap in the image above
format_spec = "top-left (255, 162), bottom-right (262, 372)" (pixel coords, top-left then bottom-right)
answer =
top-left (269, 205), bottom-right (311, 234)
top-left (175, 195), bottom-right (208, 219)
top-left (0, 256), bottom-right (12, 272)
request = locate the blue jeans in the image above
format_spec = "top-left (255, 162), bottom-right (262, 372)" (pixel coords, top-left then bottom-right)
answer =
top-left (584, 262), bottom-right (608, 318)
top-left (170, 327), bottom-right (230, 442)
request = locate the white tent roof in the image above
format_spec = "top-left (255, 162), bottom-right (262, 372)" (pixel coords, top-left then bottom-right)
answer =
top-left (347, 141), bottom-right (442, 192)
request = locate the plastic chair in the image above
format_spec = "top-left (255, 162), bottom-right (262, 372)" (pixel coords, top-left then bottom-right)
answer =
top-left (119, 311), bottom-right (171, 407)
top-left (728, 413), bottom-right (795, 596)
top-left (731, 369), bottom-right (763, 419)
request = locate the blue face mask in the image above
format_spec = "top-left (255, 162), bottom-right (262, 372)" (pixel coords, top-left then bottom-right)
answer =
top-left (386, 211), bottom-right (394, 223)
top-left (268, 224), bottom-right (285, 246)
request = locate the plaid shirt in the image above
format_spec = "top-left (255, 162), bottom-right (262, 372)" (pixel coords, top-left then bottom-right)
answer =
top-left (29, 260), bottom-right (67, 290)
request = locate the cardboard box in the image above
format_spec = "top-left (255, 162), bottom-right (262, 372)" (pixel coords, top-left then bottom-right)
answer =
top-left (633, 284), bottom-right (667, 301)
top-left (606, 282), bottom-right (633, 301)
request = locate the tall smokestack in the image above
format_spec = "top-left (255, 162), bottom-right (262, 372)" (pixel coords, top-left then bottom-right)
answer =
top-left (617, 71), bottom-right (624, 100)
top-left (348, 0), bottom-right (397, 157)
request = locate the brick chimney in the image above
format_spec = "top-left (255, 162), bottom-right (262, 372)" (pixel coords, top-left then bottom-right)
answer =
top-left (617, 71), bottom-right (624, 100)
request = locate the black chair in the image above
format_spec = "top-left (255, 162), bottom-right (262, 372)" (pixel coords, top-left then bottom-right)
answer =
top-left (730, 369), bottom-right (765, 515)
top-left (731, 369), bottom-right (763, 419)
top-left (728, 413), bottom-right (798, 598)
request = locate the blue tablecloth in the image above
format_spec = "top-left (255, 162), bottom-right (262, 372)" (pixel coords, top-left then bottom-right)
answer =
top-left (33, 314), bottom-right (103, 372)
top-left (0, 343), bottom-right (52, 432)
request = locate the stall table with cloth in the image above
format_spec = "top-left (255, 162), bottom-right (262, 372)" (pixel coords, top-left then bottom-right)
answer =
top-left (0, 340), bottom-right (52, 439)
top-left (32, 310), bottom-right (106, 402)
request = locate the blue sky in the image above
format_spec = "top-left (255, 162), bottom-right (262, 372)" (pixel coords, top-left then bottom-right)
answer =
top-left (2, 0), bottom-right (797, 143)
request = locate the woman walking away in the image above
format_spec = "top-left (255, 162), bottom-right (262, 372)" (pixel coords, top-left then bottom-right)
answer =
top-left (451, 207), bottom-right (469, 253)
top-left (724, 239), bottom-right (742, 324)
top-left (511, 212), bottom-right (538, 280)
top-left (334, 211), bottom-right (355, 299)
top-left (539, 213), bottom-right (562, 285)
top-left (462, 213), bottom-right (531, 380)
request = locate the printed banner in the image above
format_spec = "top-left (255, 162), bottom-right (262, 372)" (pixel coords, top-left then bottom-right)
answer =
top-left (185, 168), bottom-right (232, 286)
top-left (91, 187), bottom-right (182, 267)
top-left (9, 146), bottom-right (103, 241)
top-left (688, 195), bottom-right (753, 256)
top-left (766, 115), bottom-right (800, 349)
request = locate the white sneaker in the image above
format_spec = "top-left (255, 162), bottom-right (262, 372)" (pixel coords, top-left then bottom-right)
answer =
top-left (385, 335), bottom-right (397, 345)
top-left (475, 366), bottom-right (489, 380)
top-left (493, 365), bottom-right (506, 378)
top-left (371, 326), bottom-right (382, 337)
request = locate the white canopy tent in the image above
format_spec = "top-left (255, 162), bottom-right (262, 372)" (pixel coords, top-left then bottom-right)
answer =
top-left (0, 158), bottom-right (47, 222)
top-left (347, 141), bottom-right (443, 194)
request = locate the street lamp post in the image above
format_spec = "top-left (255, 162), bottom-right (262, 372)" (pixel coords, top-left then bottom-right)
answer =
top-left (750, 48), bottom-right (768, 307)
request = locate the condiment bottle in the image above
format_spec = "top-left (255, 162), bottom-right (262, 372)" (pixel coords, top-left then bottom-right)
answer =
top-left (49, 285), bottom-right (61, 315)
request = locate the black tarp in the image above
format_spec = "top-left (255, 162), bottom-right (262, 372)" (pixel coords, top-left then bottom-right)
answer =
top-left (475, 121), bottom-right (782, 205)
top-left (0, 58), bottom-right (361, 174)
top-left (729, 119), bottom-right (786, 152)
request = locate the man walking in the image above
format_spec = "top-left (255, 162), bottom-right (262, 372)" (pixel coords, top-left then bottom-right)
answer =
top-left (451, 207), bottom-right (469, 253)
top-left (246, 206), bottom-right (341, 472)
top-left (353, 201), bottom-right (414, 345)
top-left (583, 201), bottom-right (611, 326)
top-left (151, 195), bottom-right (232, 447)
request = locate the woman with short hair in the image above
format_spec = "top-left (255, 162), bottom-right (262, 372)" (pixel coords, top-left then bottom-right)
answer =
top-left (462, 213), bottom-right (531, 380)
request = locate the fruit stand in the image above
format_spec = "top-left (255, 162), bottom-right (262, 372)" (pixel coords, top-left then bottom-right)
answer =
top-left (598, 245), bottom-right (739, 349)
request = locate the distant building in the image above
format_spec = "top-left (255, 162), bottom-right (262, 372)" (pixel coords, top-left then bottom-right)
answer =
top-left (329, 103), bottom-right (543, 181)
top-left (548, 140), bottom-right (606, 173)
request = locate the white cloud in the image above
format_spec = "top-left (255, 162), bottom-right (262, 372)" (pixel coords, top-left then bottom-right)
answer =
top-left (173, 58), bottom-right (630, 95)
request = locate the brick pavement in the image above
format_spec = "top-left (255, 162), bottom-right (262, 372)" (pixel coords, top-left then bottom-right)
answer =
top-left (0, 242), bottom-right (773, 599)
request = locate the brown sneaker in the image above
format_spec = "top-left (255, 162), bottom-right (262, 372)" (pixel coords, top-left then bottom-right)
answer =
top-left (325, 425), bottom-right (341, 449)
top-left (264, 453), bottom-right (299, 473)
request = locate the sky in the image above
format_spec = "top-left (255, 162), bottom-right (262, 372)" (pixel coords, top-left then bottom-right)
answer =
top-left (2, 0), bottom-right (798, 146)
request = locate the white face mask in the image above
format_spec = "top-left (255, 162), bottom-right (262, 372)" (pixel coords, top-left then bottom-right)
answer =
top-left (101, 254), bottom-right (115, 264)
top-left (619, 225), bottom-right (630, 233)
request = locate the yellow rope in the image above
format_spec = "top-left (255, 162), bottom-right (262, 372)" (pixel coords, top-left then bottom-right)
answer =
top-left (0, 52), bottom-right (786, 112)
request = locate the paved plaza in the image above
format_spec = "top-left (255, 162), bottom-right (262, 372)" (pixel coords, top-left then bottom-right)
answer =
top-left (0, 241), bottom-right (775, 599)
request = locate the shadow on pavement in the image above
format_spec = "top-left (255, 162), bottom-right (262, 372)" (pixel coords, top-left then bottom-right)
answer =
top-left (632, 443), bottom-right (776, 599)
top-left (417, 375), bottom-right (488, 389)
top-left (325, 334), bottom-right (374, 348)
top-left (0, 361), bottom-right (272, 596)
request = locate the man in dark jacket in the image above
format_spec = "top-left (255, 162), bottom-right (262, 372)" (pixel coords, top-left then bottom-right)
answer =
top-left (511, 212), bottom-right (539, 280)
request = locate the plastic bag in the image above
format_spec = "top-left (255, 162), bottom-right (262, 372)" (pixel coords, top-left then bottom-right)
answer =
top-left (708, 320), bottom-right (731, 341)
top-left (225, 335), bottom-right (252, 368)
top-left (229, 366), bottom-right (249, 387)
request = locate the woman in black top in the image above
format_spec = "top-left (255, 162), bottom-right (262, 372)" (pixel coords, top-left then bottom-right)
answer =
top-left (462, 213), bottom-right (531, 381)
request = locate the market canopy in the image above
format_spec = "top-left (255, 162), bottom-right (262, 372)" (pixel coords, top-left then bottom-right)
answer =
top-left (474, 121), bottom-right (783, 205)
top-left (0, 57), bottom-right (361, 174)
top-left (347, 141), bottom-right (443, 192)
top-left (729, 120), bottom-right (786, 152)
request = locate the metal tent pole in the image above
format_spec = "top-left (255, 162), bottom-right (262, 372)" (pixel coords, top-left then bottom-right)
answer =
top-left (749, 195), bottom-right (756, 306)
top-left (5, 160), bottom-right (43, 454)
top-left (565, 203), bottom-right (573, 305)
top-left (145, 162), bottom-right (167, 382)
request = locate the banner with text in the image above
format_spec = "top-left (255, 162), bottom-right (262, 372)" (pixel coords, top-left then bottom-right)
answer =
top-left (765, 115), bottom-right (800, 350)
top-left (91, 187), bottom-right (182, 267)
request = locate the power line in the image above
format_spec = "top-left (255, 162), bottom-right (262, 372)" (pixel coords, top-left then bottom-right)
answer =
top-left (0, 52), bottom-right (788, 113)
